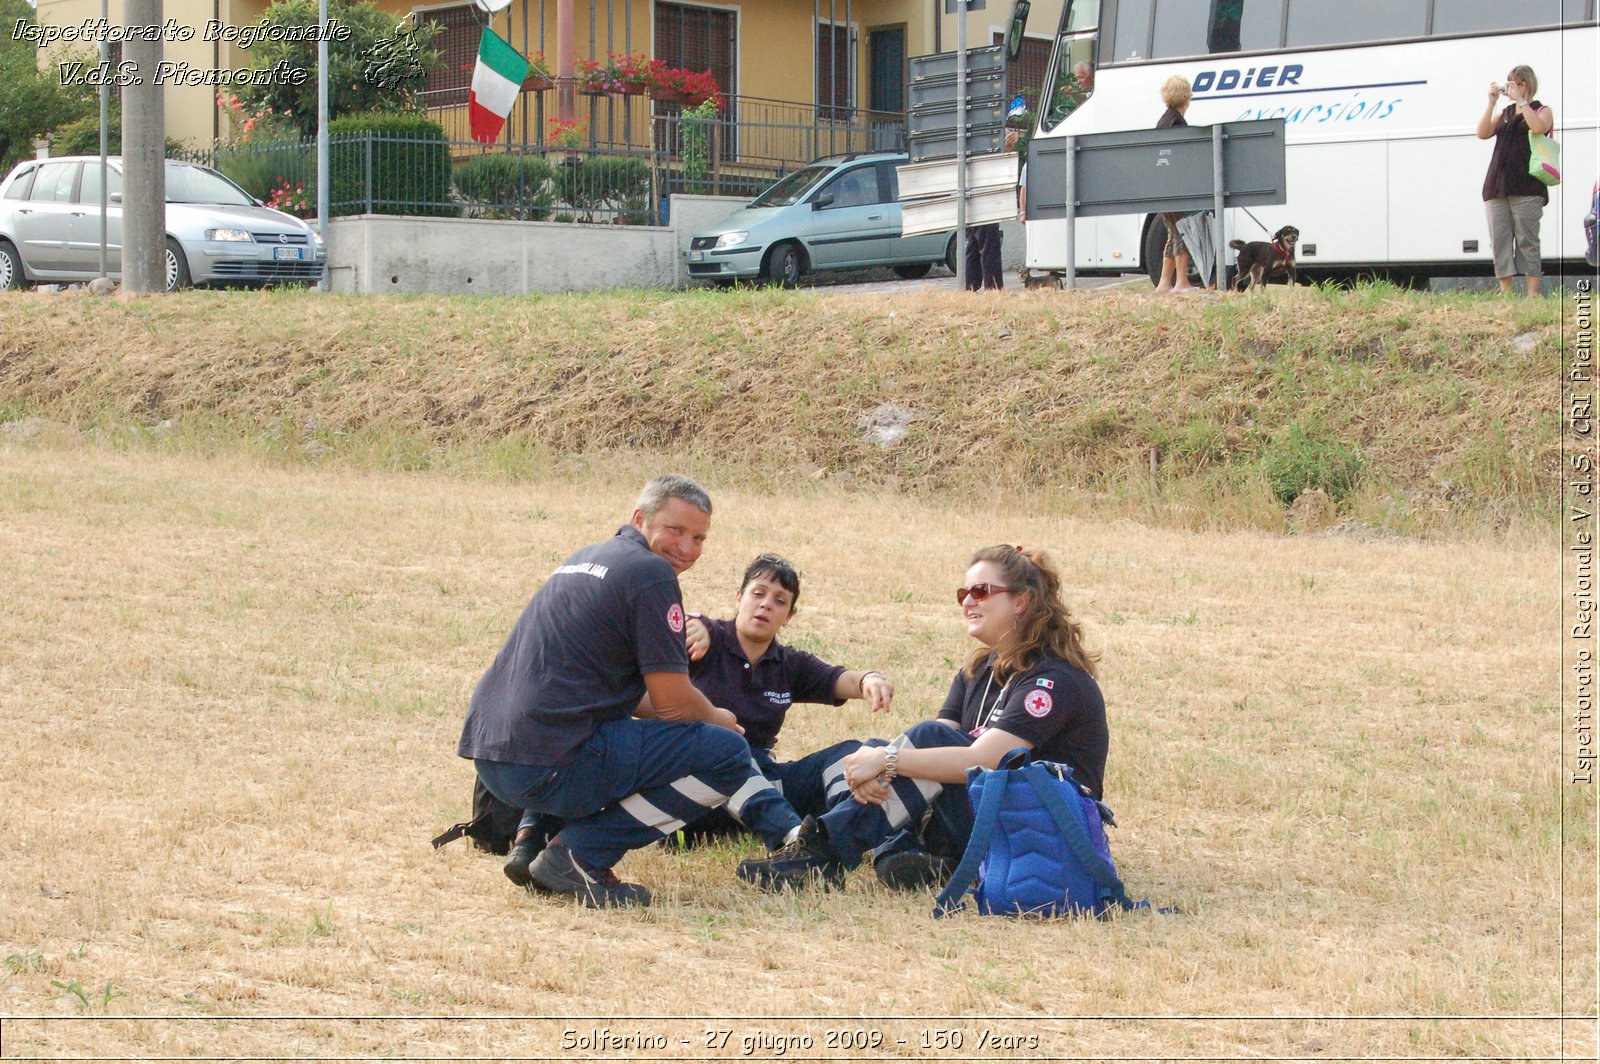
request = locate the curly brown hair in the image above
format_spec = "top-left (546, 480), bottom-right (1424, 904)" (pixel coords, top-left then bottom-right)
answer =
top-left (963, 544), bottom-right (1099, 680)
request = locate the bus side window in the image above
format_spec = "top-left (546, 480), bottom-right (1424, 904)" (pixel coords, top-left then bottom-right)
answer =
top-left (1152, 0), bottom-right (1285, 58)
top-left (1041, 33), bottom-right (1098, 130)
top-left (1110, 0), bottom-right (1151, 60)
top-left (1286, 0), bottom-right (1425, 47)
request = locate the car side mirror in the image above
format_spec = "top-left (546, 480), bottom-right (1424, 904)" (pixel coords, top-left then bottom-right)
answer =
top-left (812, 193), bottom-right (834, 210)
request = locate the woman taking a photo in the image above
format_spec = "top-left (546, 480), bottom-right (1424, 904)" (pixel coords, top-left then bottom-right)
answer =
top-left (736, 544), bottom-right (1108, 891)
top-left (1476, 64), bottom-right (1555, 297)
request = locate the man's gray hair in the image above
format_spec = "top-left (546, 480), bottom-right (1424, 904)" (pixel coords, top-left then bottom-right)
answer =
top-left (635, 474), bottom-right (712, 519)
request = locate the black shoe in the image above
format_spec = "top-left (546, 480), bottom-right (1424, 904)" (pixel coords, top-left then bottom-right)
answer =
top-left (527, 840), bottom-right (651, 908)
top-left (503, 837), bottom-right (541, 889)
top-left (874, 848), bottom-right (954, 891)
top-left (736, 817), bottom-right (846, 891)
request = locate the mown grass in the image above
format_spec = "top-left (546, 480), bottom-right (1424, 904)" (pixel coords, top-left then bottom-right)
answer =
top-left (0, 280), bottom-right (1570, 538)
top-left (0, 439), bottom-right (1582, 1059)
top-left (0, 280), bottom-right (1590, 1058)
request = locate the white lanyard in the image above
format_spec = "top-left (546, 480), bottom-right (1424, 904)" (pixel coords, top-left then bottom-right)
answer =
top-left (973, 670), bottom-right (1013, 734)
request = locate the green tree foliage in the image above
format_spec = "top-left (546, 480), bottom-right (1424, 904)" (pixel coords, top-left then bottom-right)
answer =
top-left (233, 0), bottom-right (442, 138)
top-left (0, 0), bottom-right (95, 171)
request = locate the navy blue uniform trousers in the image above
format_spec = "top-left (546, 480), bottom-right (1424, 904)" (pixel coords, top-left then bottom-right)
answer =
top-left (672, 738), bottom-right (862, 844)
top-left (815, 720), bottom-right (978, 869)
top-left (476, 718), bottom-right (802, 869)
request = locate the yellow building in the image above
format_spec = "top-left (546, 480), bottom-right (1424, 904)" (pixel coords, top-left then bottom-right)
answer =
top-left (31, 0), bottom-right (1064, 162)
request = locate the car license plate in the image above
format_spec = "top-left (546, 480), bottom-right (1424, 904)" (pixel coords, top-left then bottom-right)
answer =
top-left (689, 250), bottom-right (704, 262)
top-left (273, 246), bottom-right (305, 261)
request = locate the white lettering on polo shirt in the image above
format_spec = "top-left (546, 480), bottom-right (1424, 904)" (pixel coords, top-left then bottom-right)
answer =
top-left (551, 562), bottom-right (610, 579)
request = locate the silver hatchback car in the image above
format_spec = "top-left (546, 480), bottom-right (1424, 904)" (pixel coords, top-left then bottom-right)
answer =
top-left (685, 152), bottom-right (956, 286)
top-left (0, 155), bottom-right (325, 291)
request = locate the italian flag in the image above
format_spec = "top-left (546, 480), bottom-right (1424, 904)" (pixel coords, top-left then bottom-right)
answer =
top-left (469, 29), bottom-right (530, 145)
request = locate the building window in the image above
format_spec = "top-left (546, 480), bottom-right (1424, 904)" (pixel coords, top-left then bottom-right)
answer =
top-left (816, 20), bottom-right (852, 121)
top-left (995, 31), bottom-right (1051, 110)
top-left (416, 4), bottom-right (482, 103)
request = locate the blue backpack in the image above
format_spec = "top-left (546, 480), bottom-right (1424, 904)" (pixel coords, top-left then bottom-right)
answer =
top-left (933, 748), bottom-right (1144, 918)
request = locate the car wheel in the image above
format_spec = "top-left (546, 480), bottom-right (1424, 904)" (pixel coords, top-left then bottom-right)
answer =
top-left (944, 233), bottom-right (958, 274)
top-left (765, 242), bottom-right (804, 288)
top-left (0, 240), bottom-right (30, 291)
top-left (893, 262), bottom-right (932, 280)
top-left (164, 237), bottom-right (192, 292)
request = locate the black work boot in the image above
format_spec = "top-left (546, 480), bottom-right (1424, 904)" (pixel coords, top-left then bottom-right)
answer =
top-left (735, 817), bottom-right (846, 890)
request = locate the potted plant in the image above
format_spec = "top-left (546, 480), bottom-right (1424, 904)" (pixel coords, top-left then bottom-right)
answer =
top-left (522, 51), bottom-right (554, 92)
top-left (648, 64), bottom-right (723, 109)
top-left (576, 52), bottom-right (652, 96)
top-left (547, 115), bottom-right (588, 159)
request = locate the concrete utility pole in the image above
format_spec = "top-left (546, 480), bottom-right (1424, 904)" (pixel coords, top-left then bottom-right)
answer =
top-left (120, 0), bottom-right (166, 293)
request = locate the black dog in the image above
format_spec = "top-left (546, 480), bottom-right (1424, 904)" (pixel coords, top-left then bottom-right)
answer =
top-left (1229, 225), bottom-right (1299, 290)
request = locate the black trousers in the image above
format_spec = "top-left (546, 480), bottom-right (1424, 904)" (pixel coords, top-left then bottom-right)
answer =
top-left (963, 224), bottom-right (1003, 290)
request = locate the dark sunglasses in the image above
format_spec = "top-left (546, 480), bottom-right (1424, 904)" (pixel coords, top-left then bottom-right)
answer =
top-left (956, 583), bottom-right (1013, 604)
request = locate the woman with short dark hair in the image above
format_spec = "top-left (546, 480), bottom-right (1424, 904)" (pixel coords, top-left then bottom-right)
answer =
top-left (647, 553), bottom-right (895, 846)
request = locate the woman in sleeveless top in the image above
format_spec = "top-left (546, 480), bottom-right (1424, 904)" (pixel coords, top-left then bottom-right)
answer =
top-left (1475, 64), bottom-right (1555, 297)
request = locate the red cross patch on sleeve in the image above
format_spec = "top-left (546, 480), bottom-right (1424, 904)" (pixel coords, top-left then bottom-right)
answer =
top-left (1024, 690), bottom-right (1054, 717)
top-left (667, 603), bottom-right (685, 633)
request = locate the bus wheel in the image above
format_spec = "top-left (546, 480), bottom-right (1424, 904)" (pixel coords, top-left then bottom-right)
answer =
top-left (1144, 216), bottom-right (1215, 287)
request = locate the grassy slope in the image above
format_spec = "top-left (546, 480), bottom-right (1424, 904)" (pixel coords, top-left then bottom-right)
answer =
top-left (0, 283), bottom-right (1567, 531)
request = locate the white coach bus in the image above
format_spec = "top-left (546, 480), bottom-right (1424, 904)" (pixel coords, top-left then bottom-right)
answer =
top-left (1024, 0), bottom-right (1598, 283)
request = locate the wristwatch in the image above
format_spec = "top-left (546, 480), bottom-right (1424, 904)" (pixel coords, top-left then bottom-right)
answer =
top-left (881, 744), bottom-right (900, 783)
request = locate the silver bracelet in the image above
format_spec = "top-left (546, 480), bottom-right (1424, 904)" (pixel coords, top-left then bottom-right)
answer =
top-left (881, 745), bottom-right (899, 782)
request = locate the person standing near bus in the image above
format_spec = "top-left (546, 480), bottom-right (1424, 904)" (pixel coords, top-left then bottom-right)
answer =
top-left (1476, 65), bottom-right (1555, 297)
top-left (1154, 75), bottom-right (1197, 294)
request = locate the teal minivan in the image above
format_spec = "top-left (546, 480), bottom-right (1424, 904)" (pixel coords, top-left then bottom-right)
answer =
top-left (685, 152), bottom-right (957, 286)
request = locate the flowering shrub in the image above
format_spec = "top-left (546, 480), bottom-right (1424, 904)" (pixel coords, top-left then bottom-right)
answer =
top-left (547, 115), bottom-right (589, 149)
top-left (265, 178), bottom-right (314, 218)
top-left (525, 50), bottom-right (552, 82)
top-left (215, 92), bottom-right (297, 144)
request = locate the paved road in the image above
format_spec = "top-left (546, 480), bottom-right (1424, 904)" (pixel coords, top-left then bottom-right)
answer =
top-left (802, 267), bottom-right (1147, 296)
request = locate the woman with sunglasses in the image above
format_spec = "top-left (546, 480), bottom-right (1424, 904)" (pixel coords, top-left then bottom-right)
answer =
top-left (643, 553), bottom-right (895, 848)
top-left (736, 544), bottom-right (1107, 891)
top-left (1476, 64), bottom-right (1555, 297)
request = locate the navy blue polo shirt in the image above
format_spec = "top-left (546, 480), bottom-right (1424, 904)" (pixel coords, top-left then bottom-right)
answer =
top-left (689, 617), bottom-right (845, 751)
top-left (938, 651), bottom-right (1109, 798)
top-left (458, 525), bottom-right (691, 767)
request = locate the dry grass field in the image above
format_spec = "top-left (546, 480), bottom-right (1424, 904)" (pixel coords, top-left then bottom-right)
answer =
top-left (0, 284), bottom-right (1591, 1060)
top-left (0, 432), bottom-right (1586, 1061)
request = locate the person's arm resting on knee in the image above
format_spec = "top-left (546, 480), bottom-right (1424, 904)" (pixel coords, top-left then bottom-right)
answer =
top-left (638, 671), bottom-right (743, 734)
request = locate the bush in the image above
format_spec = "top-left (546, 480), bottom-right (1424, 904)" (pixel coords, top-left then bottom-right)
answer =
top-left (553, 155), bottom-right (650, 223)
top-left (453, 153), bottom-right (555, 221)
top-left (328, 111), bottom-right (454, 217)
top-left (212, 136), bottom-right (315, 204)
top-left (1262, 422), bottom-right (1365, 506)
top-left (49, 106), bottom-right (185, 157)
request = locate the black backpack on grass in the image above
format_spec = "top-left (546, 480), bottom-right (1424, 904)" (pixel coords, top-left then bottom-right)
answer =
top-left (431, 778), bottom-right (521, 855)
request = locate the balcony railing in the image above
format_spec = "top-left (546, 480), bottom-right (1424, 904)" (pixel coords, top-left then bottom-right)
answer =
top-left (418, 86), bottom-right (907, 191)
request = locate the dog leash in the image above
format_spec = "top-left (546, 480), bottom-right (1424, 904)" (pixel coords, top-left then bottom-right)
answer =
top-left (1239, 206), bottom-right (1273, 235)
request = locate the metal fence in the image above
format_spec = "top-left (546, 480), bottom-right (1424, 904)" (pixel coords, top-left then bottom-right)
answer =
top-left (184, 105), bottom-right (907, 226)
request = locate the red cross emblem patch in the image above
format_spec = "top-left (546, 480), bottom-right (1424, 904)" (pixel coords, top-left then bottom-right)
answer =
top-left (1024, 690), bottom-right (1053, 717)
top-left (667, 603), bottom-right (685, 633)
